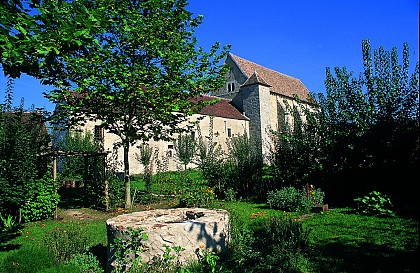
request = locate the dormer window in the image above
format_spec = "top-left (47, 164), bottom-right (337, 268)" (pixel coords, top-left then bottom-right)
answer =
top-left (227, 81), bottom-right (235, 92)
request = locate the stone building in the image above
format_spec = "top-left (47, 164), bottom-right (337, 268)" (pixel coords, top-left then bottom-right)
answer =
top-left (76, 53), bottom-right (313, 174)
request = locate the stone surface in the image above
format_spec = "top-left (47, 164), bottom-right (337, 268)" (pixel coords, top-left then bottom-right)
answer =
top-left (106, 208), bottom-right (230, 272)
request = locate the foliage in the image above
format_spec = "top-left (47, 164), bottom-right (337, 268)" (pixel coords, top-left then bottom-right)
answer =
top-left (267, 186), bottom-right (325, 213)
top-left (0, 0), bottom-right (101, 79)
top-left (110, 227), bottom-right (148, 273)
top-left (270, 101), bottom-right (323, 191)
top-left (43, 223), bottom-right (90, 264)
top-left (54, 130), bottom-right (101, 180)
top-left (136, 143), bottom-right (153, 192)
top-left (20, 171), bottom-right (59, 222)
top-left (177, 176), bottom-right (215, 208)
top-left (313, 39), bottom-right (419, 208)
top-left (0, 212), bottom-right (16, 231)
top-left (306, 184), bottom-right (325, 207)
top-left (68, 252), bottom-right (103, 273)
top-left (195, 117), bottom-right (224, 191)
top-left (226, 213), bottom-right (312, 273)
top-left (174, 133), bottom-right (196, 171)
top-left (46, 0), bottom-right (230, 209)
top-left (354, 191), bottom-right (396, 217)
top-left (0, 93), bottom-right (51, 220)
top-left (267, 186), bottom-right (308, 213)
top-left (223, 132), bottom-right (263, 199)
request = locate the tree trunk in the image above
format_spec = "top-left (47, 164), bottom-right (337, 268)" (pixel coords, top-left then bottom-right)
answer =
top-left (124, 143), bottom-right (131, 209)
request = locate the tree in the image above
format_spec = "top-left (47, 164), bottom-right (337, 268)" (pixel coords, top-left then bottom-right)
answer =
top-left (47, 0), bottom-right (230, 208)
top-left (174, 133), bottom-right (196, 171)
top-left (314, 39), bottom-right (419, 208)
top-left (0, 0), bottom-right (101, 79)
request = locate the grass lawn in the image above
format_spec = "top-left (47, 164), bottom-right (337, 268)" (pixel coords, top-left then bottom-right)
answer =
top-left (0, 199), bottom-right (418, 273)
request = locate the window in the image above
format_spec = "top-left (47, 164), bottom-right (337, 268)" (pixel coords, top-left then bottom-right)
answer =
top-left (94, 125), bottom-right (104, 143)
top-left (227, 128), bottom-right (232, 138)
top-left (167, 144), bottom-right (174, 157)
top-left (227, 82), bottom-right (235, 92)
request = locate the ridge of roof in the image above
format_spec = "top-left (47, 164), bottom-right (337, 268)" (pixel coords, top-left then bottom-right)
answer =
top-left (228, 53), bottom-right (312, 102)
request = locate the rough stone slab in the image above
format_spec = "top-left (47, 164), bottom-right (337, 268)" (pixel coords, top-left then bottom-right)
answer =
top-left (106, 208), bottom-right (230, 272)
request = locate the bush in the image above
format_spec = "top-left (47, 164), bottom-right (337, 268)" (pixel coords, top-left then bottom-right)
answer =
top-left (267, 187), bottom-right (307, 212)
top-left (226, 215), bottom-right (311, 272)
top-left (177, 176), bottom-right (215, 208)
top-left (267, 186), bottom-right (325, 213)
top-left (20, 172), bottom-right (60, 222)
top-left (43, 223), bottom-right (90, 263)
top-left (68, 252), bottom-right (103, 273)
top-left (354, 191), bottom-right (396, 217)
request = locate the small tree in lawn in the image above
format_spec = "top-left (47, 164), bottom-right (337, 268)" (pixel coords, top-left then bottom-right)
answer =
top-left (135, 143), bottom-right (153, 192)
top-left (47, 0), bottom-right (230, 208)
top-left (174, 132), bottom-right (196, 171)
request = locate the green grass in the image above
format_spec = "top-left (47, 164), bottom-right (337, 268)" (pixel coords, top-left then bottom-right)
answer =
top-left (1, 201), bottom-right (418, 273)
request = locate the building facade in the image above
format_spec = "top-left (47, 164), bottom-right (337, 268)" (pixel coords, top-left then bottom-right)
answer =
top-left (74, 53), bottom-right (313, 174)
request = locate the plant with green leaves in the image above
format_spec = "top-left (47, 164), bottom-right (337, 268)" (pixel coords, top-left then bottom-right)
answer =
top-left (195, 117), bottom-right (224, 193)
top-left (0, 212), bottom-right (16, 231)
top-left (313, 39), bottom-right (419, 207)
top-left (20, 171), bottom-right (59, 222)
top-left (174, 133), bottom-right (196, 171)
top-left (354, 191), bottom-right (396, 217)
top-left (43, 223), bottom-right (90, 264)
top-left (136, 143), bottom-right (154, 192)
top-left (54, 130), bottom-right (101, 181)
top-left (0, 91), bottom-right (51, 221)
top-left (110, 227), bottom-right (148, 273)
top-left (223, 132), bottom-right (263, 199)
top-left (0, 0), bottom-right (101, 79)
top-left (68, 252), bottom-right (103, 273)
top-left (47, 0), bottom-right (230, 209)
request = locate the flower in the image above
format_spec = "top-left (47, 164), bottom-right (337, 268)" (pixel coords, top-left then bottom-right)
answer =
top-left (199, 243), bottom-right (205, 249)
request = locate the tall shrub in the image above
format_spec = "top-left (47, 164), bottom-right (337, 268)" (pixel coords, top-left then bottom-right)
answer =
top-left (315, 40), bottom-right (419, 207)
top-left (195, 117), bottom-right (224, 193)
top-left (135, 143), bottom-right (153, 192)
top-left (0, 85), bottom-right (51, 220)
top-left (270, 102), bottom-right (323, 190)
top-left (223, 132), bottom-right (263, 199)
top-left (174, 133), bottom-right (196, 171)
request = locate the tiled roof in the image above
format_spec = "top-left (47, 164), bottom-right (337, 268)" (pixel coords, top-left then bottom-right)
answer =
top-left (190, 95), bottom-right (248, 121)
top-left (229, 53), bottom-right (312, 102)
top-left (242, 70), bottom-right (271, 87)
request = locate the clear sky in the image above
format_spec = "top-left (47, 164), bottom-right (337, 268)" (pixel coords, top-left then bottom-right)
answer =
top-left (1, 0), bottom-right (418, 113)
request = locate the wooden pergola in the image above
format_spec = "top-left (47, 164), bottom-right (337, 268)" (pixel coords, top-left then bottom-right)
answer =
top-left (40, 150), bottom-right (111, 216)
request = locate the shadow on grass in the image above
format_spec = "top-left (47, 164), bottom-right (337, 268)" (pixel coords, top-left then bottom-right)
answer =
top-left (89, 243), bottom-right (108, 271)
top-left (310, 240), bottom-right (419, 273)
top-left (0, 227), bottom-right (22, 252)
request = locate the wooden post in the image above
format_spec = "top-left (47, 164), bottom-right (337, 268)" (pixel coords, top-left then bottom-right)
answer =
top-left (103, 154), bottom-right (109, 211)
top-left (53, 155), bottom-right (58, 220)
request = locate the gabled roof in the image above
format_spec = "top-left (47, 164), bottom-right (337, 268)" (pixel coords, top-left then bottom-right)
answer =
top-left (190, 95), bottom-right (248, 121)
top-left (229, 53), bottom-right (312, 102)
top-left (242, 70), bottom-right (271, 87)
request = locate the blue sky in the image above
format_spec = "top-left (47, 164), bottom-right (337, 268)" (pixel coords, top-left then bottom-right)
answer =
top-left (1, 0), bottom-right (418, 113)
